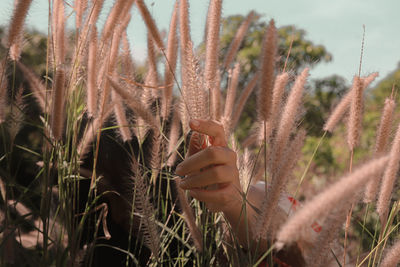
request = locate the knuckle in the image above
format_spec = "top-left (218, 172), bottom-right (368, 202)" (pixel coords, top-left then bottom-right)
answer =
top-left (209, 120), bottom-right (225, 135)
top-left (210, 119), bottom-right (223, 128)
top-left (206, 146), bottom-right (220, 160)
top-left (211, 165), bottom-right (224, 178)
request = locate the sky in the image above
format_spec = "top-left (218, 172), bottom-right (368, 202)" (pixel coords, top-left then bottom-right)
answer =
top-left (0, 0), bottom-right (399, 86)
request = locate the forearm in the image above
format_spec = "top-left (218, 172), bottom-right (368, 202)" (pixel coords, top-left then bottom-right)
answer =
top-left (222, 184), bottom-right (267, 251)
top-left (223, 198), bottom-right (256, 249)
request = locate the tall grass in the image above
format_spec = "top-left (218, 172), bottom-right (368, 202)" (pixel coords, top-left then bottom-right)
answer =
top-left (0, 0), bottom-right (399, 266)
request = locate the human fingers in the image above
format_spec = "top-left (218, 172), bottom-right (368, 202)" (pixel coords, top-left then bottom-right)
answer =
top-left (176, 146), bottom-right (236, 176)
top-left (179, 164), bottom-right (236, 190)
top-left (189, 119), bottom-right (227, 147)
top-left (188, 185), bottom-right (242, 212)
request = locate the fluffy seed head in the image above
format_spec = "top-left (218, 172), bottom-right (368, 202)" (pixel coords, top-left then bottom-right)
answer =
top-left (204, 0), bottom-right (222, 89)
top-left (87, 26), bottom-right (98, 118)
top-left (162, 1), bottom-right (179, 119)
top-left (374, 98), bottom-right (396, 155)
top-left (223, 63), bottom-right (240, 133)
top-left (380, 239), bottom-right (400, 267)
top-left (102, 0), bottom-right (133, 40)
top-left (88, 0), bottom-right (105, 25)
top-left (276, 156), bottom-right (389, 250)
top-left (323, 91), bottom-right (352, 133)
top-left (17, 62), bottom-right (47, 113)
top-left (347, 76), bottom-right (364, 150)
top-left (50, 68), bottom-right (66, 140)
top-left (75, 0), bottom-right (88, 29)
top-left (377, 122), bottom-right (400, 222)
top-left (7, 0), bottom-right (32, 48)
top-left (222, 11), bottom-right (254, 70)
top-left (364, 98), bottom-right (396, 203)
top-left (271, 68), bottom-right (308, 177)
top-left (258, 19), bottom-right (277, 122)
top-left (135, 0), bottom-right (165, 50)
top-left (231, 73), bottom-right (259, 129)
top-left (276, 155), bottom-right (388, 250)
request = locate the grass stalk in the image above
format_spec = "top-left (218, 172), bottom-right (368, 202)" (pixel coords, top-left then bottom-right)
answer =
top-left (291, 130), bottom-right (327, 202)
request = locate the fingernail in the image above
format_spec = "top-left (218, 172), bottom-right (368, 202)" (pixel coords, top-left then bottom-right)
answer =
top-left (190, 119), bottom-right (200, 127)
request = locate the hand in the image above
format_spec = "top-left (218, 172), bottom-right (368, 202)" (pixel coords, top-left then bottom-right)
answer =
top-left (175, 119), bottom-right (242, 213)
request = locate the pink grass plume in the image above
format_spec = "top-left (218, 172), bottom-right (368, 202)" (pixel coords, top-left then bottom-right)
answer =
top-left (52, 0), bottom-right (66, 65)
top-left (167, 108), bottom-right (181, 166)
top-left (258, 72), bottom-right (289, 144)
top-left (223, 63), bottom-right (240, 133)
top-left (204, 0), bottom-right (222, 119)
top-left (222, 11), bottom-right (254, 70)
top-left (111, 88), bottom-right (132, 142)
top-left (323, 91), bottom-right (352, 133)
top-left (377, 122), bottom-right (400, 224)
top-left (162, 1), bottom-right (179, 119)
top-left (0, 65), bottom-right (7, 123)
top-left (275, 155), bottom-right (389, 250)
top-left (324, 72), bottom-right (378, 133)
top-left (88, 0), bottom-right (105, 26)
top-left (255, 129), bottom-right (306, 240)
top-left (174, 180), bottom-right (203, 251)
top-left (269, 72), bottom-right (289, 131)
top-left (131, 165), bottom-right (160, 259)
top-left (270, 68), bottom-right (308, 178)
top-left (380, 239), bottom-right (400, 267)
top-left (135, 0), bottom-right (165, 51)
top-left (258, 19), bottom-right (277, 122)
top-left (231, 73), bottom-right (259, 129)
top-left (102, 0), bottom-right (133, 40)
top-left (50, 68), bottom-right (66, 141)
top-left (75, 0), bottom-right (88, 30)
top-left (178, 0), bottom-right (192, 98)
top-left (179, 0), bottom-right (191, 55)
top-left (17, 62), bottom-right (48, 113)
top-left (347, 76), bottom-right (364, 151)
top-left (87, 26), bottom-right (98, 118)
top-left (364, 97), bottom-right (395, 203)
top-left (7, 0), bottom-right (32, 48)
top-left (107, 76), bottom-right (159, 131)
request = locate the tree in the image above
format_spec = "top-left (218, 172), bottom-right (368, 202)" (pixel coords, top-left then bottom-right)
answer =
top-left (219, 13), bottom-right (332, 77)
top-left (215, 13), bottom-right (336, 139)
top-left (304, 75), bottom-right (348, 136)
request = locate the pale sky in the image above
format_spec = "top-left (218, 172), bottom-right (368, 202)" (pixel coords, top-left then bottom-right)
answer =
top-left (1, 0), bottom-right (399, 85)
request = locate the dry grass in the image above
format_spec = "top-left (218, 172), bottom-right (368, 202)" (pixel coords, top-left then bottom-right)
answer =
top-left (0, 1), bottom-right (399, 266)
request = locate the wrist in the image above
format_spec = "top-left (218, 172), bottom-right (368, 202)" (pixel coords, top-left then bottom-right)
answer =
top-left (221, 188), bottom-right (246, 224)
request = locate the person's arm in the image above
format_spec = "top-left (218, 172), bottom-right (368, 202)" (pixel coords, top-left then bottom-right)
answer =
top-left (175, 119), bottom-right (264, 249)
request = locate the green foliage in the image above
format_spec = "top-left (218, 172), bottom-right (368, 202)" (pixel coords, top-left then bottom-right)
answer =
top-left (219, 13), bottom-right (332, 76)
top-left (304, 75), bottom-right (348, 136)
top-left (217, 13), bottom-right (335, 141)
top-left (2, 5), bottom-right (400, 266)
